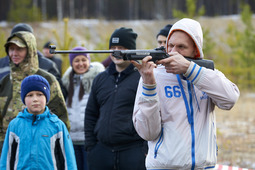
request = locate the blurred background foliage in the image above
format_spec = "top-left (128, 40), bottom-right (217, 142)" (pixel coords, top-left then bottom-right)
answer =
top-left (216, 4), bottom-right (255, 90)
top-left (52, 18), bottom-right (74, 74)
top-left (7, 0), bottom-right (42, 22)
top-left (0, 0), bottom-right (255, 91)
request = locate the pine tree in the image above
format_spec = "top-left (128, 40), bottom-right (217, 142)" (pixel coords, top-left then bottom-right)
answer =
top-left (224, 3), bottom-right (255, 89)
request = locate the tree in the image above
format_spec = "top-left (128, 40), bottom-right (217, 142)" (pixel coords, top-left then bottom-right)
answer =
top-left (52, 18), bottom-right (74, 73)
top-left (172, 0), bottom-right (205, 19)
top-left (69, 0), bottom-right (75, 19)
top-left (224, 3), bottom-right (255, 89)
top-left (8, 0), bottom-right (42, 22)
top-left (57, 0), bottom-right (63, 22)
top-left (41, 0), bottom-right (47, 20)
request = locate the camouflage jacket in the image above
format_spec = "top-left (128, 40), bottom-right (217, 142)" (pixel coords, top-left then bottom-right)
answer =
top-left (0, 31), bottom-right (70, 144)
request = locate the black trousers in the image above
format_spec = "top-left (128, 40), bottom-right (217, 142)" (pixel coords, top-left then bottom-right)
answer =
top-left (87, 143), bottom-right (146, 170)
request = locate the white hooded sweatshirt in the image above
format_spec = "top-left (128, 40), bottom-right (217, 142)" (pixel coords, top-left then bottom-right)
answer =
top-left (133, 18), bottom-right (240, 170)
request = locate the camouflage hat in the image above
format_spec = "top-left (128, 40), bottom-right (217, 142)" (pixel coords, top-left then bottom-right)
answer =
top-left (5, 36), bottom-right (26, 48)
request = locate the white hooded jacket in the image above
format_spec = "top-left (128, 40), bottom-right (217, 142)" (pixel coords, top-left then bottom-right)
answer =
top-left (133, 18), bottom-right (240, 170)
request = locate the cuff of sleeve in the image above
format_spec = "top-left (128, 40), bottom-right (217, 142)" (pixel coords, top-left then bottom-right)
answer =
top-left (183, 61), bottom-right (203, 84)
top-left (142, 83), bottom-right (157, 97)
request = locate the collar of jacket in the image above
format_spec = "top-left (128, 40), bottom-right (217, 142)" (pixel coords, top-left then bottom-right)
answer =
top-left (18, 106), bottom-right (50, 121)
top-left (108, 62), bottom-right (135, 76)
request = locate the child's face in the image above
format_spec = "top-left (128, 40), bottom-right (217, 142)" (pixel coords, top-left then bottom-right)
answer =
top-left (25, 91), bottom-right (46, 115)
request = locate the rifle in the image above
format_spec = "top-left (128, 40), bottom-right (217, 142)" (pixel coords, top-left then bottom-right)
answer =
top-left (49, 45), bottom-right (214, 70)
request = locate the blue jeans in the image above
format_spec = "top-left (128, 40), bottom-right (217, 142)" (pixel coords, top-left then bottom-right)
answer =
top-left (73, 145), bottom-right (88, 170)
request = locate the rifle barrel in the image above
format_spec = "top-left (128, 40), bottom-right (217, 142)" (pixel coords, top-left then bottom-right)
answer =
top-left (51, 50), bottom-right (114, 54)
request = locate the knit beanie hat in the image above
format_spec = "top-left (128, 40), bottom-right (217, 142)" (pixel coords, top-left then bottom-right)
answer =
top-left (43, 41), bottom-right (52, 49)
top-left (21, 75), bottom-right (50, 104)
top-left (69, 47), bottom-right (90, 66)
top-left (109, 27), bottom-right (137, 49)
top-left (157, 24), bottom-right (172, 38)
top-left (11, 23), bottom-right (34, 35)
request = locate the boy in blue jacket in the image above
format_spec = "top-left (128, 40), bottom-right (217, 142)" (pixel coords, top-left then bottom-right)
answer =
top-left (0, 75), bottom-right (77, 170)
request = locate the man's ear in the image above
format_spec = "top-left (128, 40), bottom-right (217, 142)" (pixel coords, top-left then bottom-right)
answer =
top-left (193, 44), bottom-right (200, 58)
top-left (194, 50), bottom-right (199, 58)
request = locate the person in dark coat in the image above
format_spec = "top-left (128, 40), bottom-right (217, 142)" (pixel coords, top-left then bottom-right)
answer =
top-left (85, 27), bottom-right (147, 170)
top-left (156, 24), bottom-right (172, 48)
top-left (42, 41), bottom-right (63, 76)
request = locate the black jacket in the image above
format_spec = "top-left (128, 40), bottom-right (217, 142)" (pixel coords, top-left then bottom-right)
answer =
top-left (49, 56), bottom-right (62, 76)
top-left (85, 62), bottom-right (144, 151)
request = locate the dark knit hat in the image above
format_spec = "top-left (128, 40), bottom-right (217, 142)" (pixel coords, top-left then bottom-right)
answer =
top-left (43, 41), bottom-right (52, 49)
top-left (156, 24), bottom-right (172, 38)
top-left (11, 23), bottom-right (34, 35)
top-left (109, 27), bottom-right (137, 49)
top-left (69, 47), bottom-right (90, 66)
top-left (21, 75), bottom-right (50, 104)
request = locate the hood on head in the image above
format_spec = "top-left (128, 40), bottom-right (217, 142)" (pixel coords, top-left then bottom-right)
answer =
top-left (167, 18), bottom-right (204, 59)
top-left (5, 31), bottom-right (39, 75)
